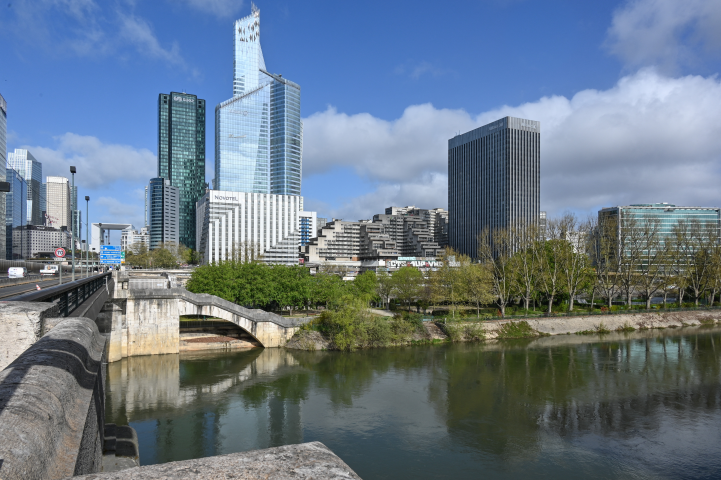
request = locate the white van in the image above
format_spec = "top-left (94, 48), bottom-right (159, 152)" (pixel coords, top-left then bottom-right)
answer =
top-left (8, 267), bottom-right (27, 278)
top-left (40, 265), bottom-right (59, 276)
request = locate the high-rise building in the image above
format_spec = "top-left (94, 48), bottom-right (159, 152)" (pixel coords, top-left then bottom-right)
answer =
top-left (0, 94), bottom-right (6, 168)
top-left (299, 211), bottom-right (317, 247)
top-left (6, 168), bottom-right (27, 259)
top-left (40, 183), bottom-right (47, 225)
top-left (45, 176), bottom-right (71, 230)
top-left (158, 92), bottom-right (206, 249)
top-left (448, 116), bottom-right (540, 258)
top-left (215, 3), bottom-right (302, 196)
top-left (7, 149), bottom-right (42, 225)
top-left (121, 226), bottom-right (150, 253)
top-left (148, 178), bottom-right (180, 250)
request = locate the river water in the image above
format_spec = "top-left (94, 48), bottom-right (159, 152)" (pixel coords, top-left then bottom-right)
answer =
top-left (106, 327), bottom-right (721, 479)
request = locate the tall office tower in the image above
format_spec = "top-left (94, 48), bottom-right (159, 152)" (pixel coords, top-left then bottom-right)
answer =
top-left (71, 184), bottom-right (81, 235)
top-left (148, 178), bottom-right (180, 250)
top-left (45, 176), bottom-right (71, 230)
top-left (215, 3), bottom-right (302, 196)
top-left (0, 94), bottom-right (7, 257)
top-left (40, 183), bottom-right (47, 225)
top-left (7, 149), bottom-right (42, 225)
top-left (6, 168), bottom-right (27, 259)
top-left (448, 116), bottom-right (540, 258)
top-left (144, 185), bottom-right (149, 227)
top-left (0, 94), bottom-right (6, 167)
top-left (158, 92), bottom-right (206, 250)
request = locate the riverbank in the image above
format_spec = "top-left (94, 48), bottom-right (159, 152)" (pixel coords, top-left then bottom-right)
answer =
top-left (285, 309), bottom-right (721, 350)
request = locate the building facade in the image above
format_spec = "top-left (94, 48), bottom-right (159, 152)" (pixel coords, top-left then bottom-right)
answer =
top-left (196, 190), bottom-right (302, 264)
top-left (299, 211), bottom-right (317, 247)
top-left (13, 225), bottom-right (71, 258)
top-left (148, 178), bottom-right (180, 250)
top-left (448, 116), bottom-right (541, 258)
top-left (6, 168), bottom-right (27, 259)
top-left (158, 92), bottom-right (206, 249)
top-left (7, 149), bottom-right (42, 226)
top-left (0, 93), bottom-right (6, 168)
top-left (598, 203), bottom-right (721, 262)
top-left (215, 4), bottom-right (302, 196)
top-left (121, 227), bottom-right (150, 253)
top-left (45, 176), bottom-right (71, 230)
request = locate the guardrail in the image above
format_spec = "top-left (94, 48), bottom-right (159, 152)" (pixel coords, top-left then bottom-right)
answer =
top-left (7, 272), bottom-right (112, 317)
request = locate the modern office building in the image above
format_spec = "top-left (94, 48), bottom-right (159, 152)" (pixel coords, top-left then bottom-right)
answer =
top-left (6, 168), bottom-right (27, 259)
top-left (40, 182), bottom-right (47, 225)
top-left (148, 178), bottom-right (180, 250)
top-left (215, 3), bottom-right (302, 196)
top-left (196, 190), bottom-right (302, 264)
top-left (13, 225), bottom-right (71, 259)
top-left (0, 93), bottom-right (6, 168)
top-left (121, 227), bottom-right (150, 253)
top-left (158, 91), bottom-right (206, 249)
top-left (45, 176), bottom-right (71, 230)
top-left (598, 203), bottom-right (721, 262)
top-left (299, 211), bottom-right (317, 247)
top-left (448, 116), bottom-right (541, 258)
top-left (7, 149), bottom-right (42, 225)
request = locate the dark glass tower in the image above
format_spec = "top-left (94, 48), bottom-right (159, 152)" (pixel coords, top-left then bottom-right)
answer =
top-left (158, 92), bottom-right (206, 249)
top-left (448, 116), bottom-right (540, 258)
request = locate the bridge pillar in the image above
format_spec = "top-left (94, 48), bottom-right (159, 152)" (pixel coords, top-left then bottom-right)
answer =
top-left (125, 296), bottom-right (180, 357)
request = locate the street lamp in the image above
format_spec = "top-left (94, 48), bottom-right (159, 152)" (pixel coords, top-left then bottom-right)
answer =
top-left (70, 166), bottom-right (76, 281)
top-left (85, 196), bottom-right (89, 277)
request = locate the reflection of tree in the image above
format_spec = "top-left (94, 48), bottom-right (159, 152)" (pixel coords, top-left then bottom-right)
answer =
top-left (431, 332), bottom-right (721, 458)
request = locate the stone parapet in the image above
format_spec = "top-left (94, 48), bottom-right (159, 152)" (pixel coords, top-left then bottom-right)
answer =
top-left (0, 318), bottom-right (106, 479)
top-left (71, 441), bottom-right (361, 479)
top-left (0, 301), bottom-right (60, 370)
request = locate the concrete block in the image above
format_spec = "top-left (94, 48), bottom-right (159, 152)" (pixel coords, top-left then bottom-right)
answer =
top-left (0, 301), bottom-right (60, 370)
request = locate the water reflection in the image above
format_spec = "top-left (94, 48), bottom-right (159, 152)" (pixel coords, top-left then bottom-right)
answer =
top-left (106, 328), bottom-right (721, 479)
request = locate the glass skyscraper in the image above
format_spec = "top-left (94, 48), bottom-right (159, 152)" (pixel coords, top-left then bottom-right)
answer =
top-left (8, 149), bottom-right (43, 226)
top-left (0, 94), bottom-right (6, 168)
top-left (6, 168), bottom-right (27, 259)
top-left (158, 92), bottom-right (206, 249)
top-left (448, 116), bottom-right (541, 258)
top-left (215, 3), bottom-right (302, 196)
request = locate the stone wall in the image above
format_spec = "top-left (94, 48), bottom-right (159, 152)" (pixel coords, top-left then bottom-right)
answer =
top-left (72, 441), bottom-right (361, 479)
top-left (0, 302), bottom-right (59, 371)
top-left (0, 317), bottom-right (106, 479)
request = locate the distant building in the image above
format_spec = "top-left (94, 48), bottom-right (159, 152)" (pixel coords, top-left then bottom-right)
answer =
top-left (13, 225), bottom-right (71, 259)
top-left (40, 183), bottom-right (46, 225)
top-left (7, 149), bottom-right (42, 226)
top-left (215, 4), bottom-right (302, 196)
top-left (299, 211), bottom-right (317, 247)
top-left (158, 92), bottom-right (206, 249)
top-left (448, 116), bottom-right (541, 258)
top-left (598, 203), bottom-right (721, 262)
top-left (148, 178), bottom-right (180, 250)
top-left (0, 94), bottom-right (7, 257)
top-left (45, 176), bottom-right (71, 230)
top-left (121, 227), bottom-right (150, 253)
top-left (196, 190), bottom-right (302, 264)
top-left (6, 168), bottom-right (27, 259)
top-left (301, 220), bottom-right (362, 263)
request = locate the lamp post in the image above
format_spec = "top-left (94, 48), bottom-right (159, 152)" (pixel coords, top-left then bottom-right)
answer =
top-left (85, 196), bottom-right (89, 277)
top-left (70, 166), bottom-right (76, 281)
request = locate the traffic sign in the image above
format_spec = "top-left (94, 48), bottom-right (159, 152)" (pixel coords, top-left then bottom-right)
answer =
top-left (54, 247), bottom-right (66, 258)
top-left (100, 245), bottom-right (122, 264)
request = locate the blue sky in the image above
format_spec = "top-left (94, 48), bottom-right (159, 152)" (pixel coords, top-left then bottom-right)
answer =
top-left (2, 0), bottom-right (721, 244)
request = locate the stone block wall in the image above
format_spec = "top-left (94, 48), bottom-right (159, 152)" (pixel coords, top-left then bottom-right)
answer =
top-left (0, 302), bottom-right (59, 371)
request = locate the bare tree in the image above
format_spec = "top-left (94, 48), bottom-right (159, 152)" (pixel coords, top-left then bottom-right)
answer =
top-left (670, 220), bottom-right (692, 306)
top-left (231, 241), bottom-right (264, 263)
top-left (477, 227), bottom-right (515, 317)
top-left (535, 218), bottom-right (565, 314)
top-left (511, 222), bottom-right (541, 311)
top-left (634, 216), bottom-right (666, 309)
top-left (685, 219), bottom-right (718, 306)
top-left (558, 213), bottom-right (593, 311)
top-left (592, 215), bottom-right (622, 308)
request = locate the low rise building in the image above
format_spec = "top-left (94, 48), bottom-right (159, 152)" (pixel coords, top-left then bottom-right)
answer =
top-left (12, 225), bottom-right (71, 259)
top-left (121, 227), bottom-right (150, 253)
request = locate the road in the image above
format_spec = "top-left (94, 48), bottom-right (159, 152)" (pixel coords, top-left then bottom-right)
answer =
top-left (0, 273), bottom-right (94, 300)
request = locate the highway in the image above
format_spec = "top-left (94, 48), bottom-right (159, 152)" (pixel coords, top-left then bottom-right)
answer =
top-left (0, 273), bottom-right (94, 300)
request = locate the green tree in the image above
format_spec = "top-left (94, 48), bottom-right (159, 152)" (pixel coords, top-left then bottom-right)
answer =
top-left (376, 270), bottom-right (395, 310)
top-left (430, 248), bottom-right (466, 318)
top-left (351, 271), bottom-right (378, 305)
top-left (392, 266), bottom-right (423, 311)
top-left (461, 261), bottom-right (494, 317)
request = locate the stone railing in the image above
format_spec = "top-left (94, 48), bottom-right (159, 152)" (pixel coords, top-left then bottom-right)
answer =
top-left (0, 318), bottom-right (106, 479)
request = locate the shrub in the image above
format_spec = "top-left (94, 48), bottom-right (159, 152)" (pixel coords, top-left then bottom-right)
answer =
top-left (615, 321), bottom-right (635, 333)
top-left (595, 322), bottom-right (611, 334)
top-left (444, 322), bottom-right (486, 342)
top-left (496, 321), bottom-right (540, 339)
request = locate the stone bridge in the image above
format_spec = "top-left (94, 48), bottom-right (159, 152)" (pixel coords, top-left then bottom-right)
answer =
top-left (101, 288), bottom-right (309, 362)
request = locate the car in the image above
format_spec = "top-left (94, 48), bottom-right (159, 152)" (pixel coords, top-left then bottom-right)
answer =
top-left (8, 267), bottom-right (27, 278)
top-left (40, 265), bottom-right (59, 276)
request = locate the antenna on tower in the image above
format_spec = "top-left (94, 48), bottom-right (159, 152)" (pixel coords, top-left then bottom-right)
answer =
top-left (251, 2), bottom-right (259, 17)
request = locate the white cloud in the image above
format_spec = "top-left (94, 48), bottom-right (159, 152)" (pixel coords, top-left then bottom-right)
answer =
top-left (303, 69), bottom-right (721, 220)
top-left (394, 61), bottom-right (448, 80)
top-left (96, 196), bottom-right (145, 230)
top-left (180, 0), bottom-right (244, 18)
top-left (118, 14), bottom-right (186, 67)
top-left (23, 133), bottom-right (156, 189)
top-left (606, 0), bottom-right (721, 72)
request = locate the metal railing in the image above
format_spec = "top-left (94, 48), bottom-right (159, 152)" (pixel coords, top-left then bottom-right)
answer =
top-left (7, 272), bottom-right (112, 317)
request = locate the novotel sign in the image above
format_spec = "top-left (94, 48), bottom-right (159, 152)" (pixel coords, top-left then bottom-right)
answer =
top-left (214, 195), bottom-right (239, 202)
top-left (173, 96), bottom-right (195, 103)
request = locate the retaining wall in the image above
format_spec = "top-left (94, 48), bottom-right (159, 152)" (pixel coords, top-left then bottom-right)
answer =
top-left (0, 317), bottom-right (106, 479)
top-left (0, 302), bottom-right (60, 371)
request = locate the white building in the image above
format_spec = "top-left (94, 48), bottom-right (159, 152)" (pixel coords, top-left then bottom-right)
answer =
top-left (121, 227), bottom-right (150, 253)
top-left (196, 190), bottom-right (302, 265)
top-left (45, 176), bottom-right (71, 230)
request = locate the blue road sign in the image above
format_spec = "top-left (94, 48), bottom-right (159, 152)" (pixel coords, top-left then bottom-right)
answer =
top-left (100, 245), bottom-right (122, 264)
